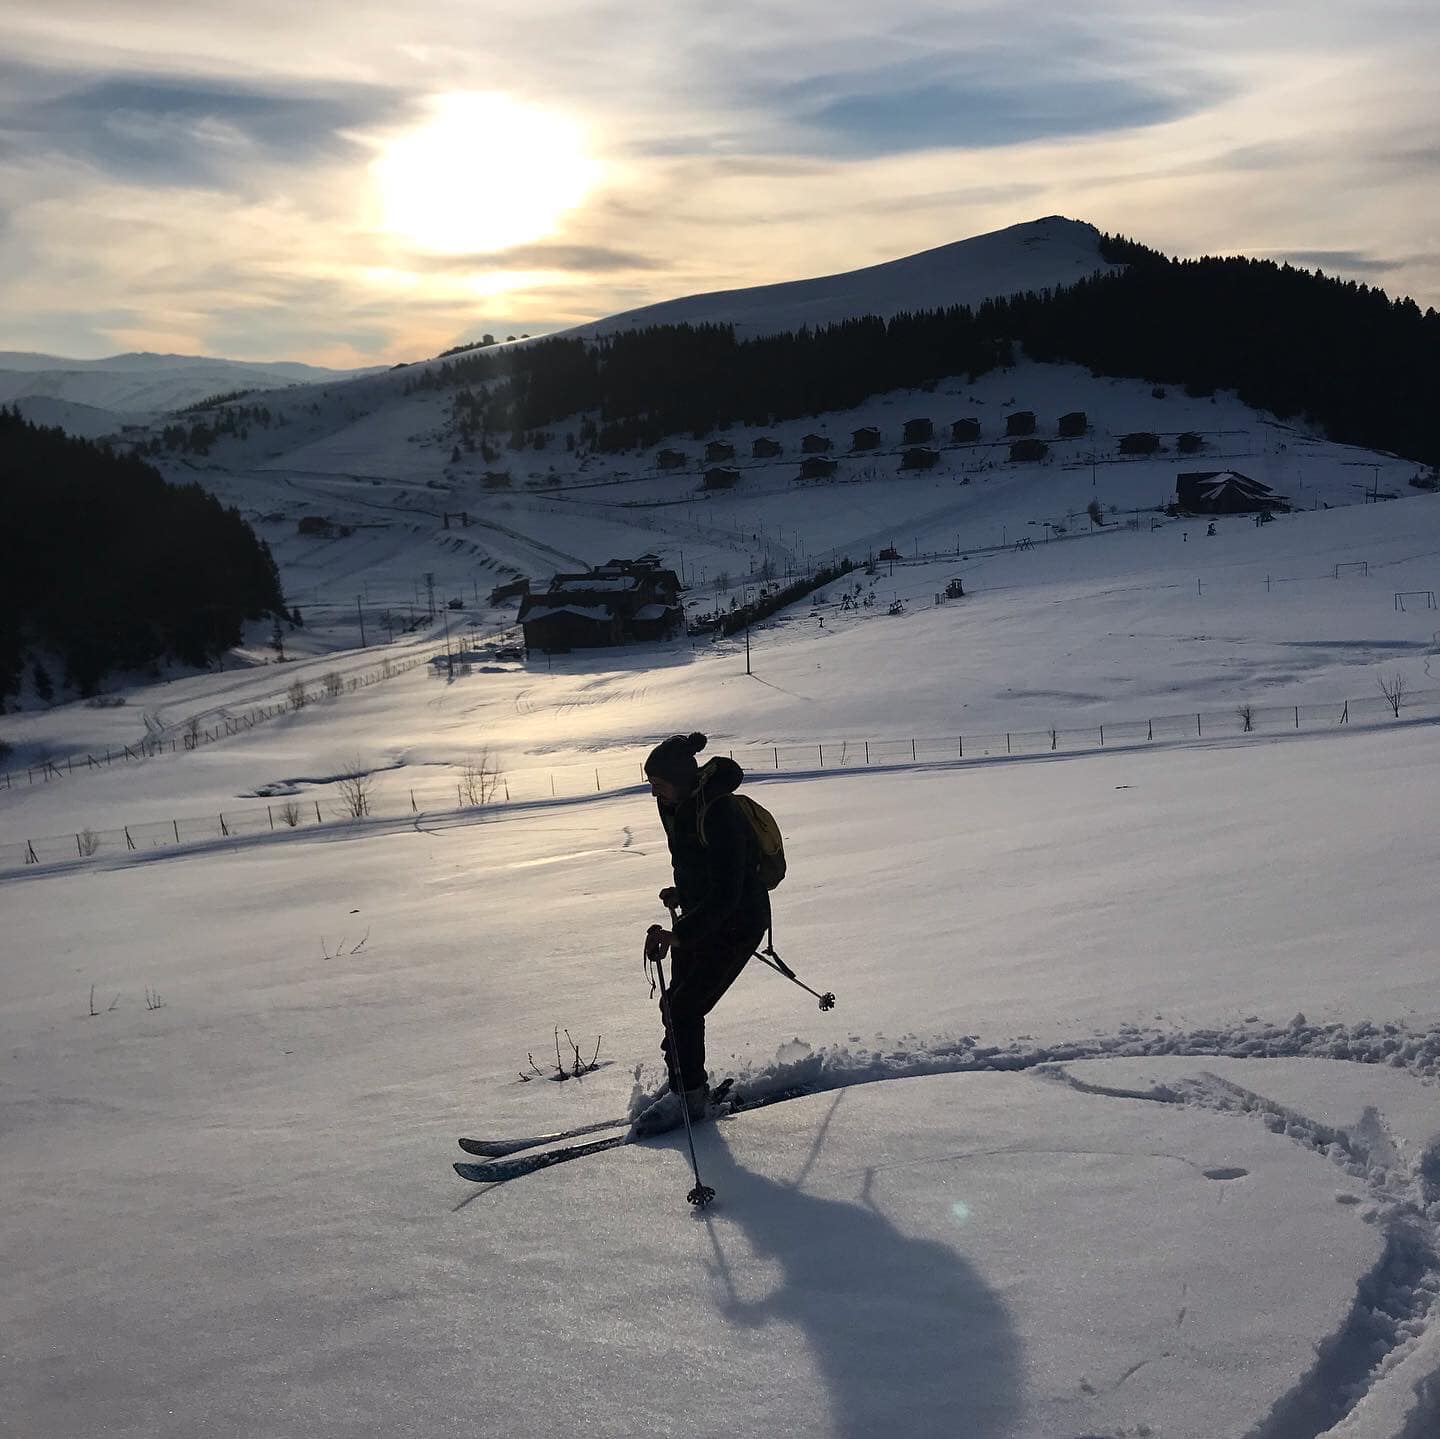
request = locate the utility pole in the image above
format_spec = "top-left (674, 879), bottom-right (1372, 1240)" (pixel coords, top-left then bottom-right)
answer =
top-left (356, 596), bottom-right (366, 647)
top-left (425, 572), bottom-right (436, 619)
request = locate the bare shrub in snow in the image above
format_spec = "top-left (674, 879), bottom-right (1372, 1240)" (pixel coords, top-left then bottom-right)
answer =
top-left (335, 761), bottom-right (374, 818)
top-left (323, 672), bottom-right (343, 698)
top-left (1378, 672), bottom-right (1407, 717)
top-left (520, 1027), bottom-right (603, 1082)
top-left (459, 752), bottom-right (503, 806)
top-left (288, 679), bottom-right (309, 710)
top-left (1238, 704), bottom-right (1255, 733)
top-left (279, 801), bottom-right (302, 828)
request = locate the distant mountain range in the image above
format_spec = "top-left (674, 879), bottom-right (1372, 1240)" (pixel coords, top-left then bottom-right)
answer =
top-left (2, 218), bottom-right (1113, 434)
top-left (0, 351), bottom-right (387, 428)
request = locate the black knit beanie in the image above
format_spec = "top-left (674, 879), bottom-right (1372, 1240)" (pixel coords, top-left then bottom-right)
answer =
top-left (644, 731), bottom-right (707, 787)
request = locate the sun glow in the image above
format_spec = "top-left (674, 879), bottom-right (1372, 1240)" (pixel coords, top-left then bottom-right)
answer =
top-left (373, 93), bottom-right (598, 254)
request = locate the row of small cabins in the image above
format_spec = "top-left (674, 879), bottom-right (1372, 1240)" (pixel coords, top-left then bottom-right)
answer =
top-left (661, 410), bottom-right (1091, 472)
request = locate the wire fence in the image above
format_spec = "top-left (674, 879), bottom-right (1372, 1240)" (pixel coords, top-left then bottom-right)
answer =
top-left (5, 682), bottom-right (1437, 876)
top-left (0, 651), bottom-right (431, 790)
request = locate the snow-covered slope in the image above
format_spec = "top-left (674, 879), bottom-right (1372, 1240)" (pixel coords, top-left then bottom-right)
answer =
top-left (570, 216), bottom-right (1119, 340)
top-left (6, 334), bottom-right (1440, 1435)
top-left (6, 394), bottom-right (134, 440)
top-left (9, 212), bottom-right (1440, 1438)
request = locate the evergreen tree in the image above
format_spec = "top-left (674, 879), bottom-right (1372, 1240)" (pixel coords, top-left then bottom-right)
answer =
top-left (0, 409), bottom-right (286, 696)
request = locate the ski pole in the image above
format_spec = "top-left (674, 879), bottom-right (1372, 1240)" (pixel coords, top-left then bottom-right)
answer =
top-left (751, 943), bottom-right (836, 1010)
top-left (647, 916), bottom-right (715, 1209)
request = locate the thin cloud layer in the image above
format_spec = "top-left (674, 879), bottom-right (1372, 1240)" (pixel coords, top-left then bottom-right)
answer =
top-left (0, 1), bottom-right (1436, 363)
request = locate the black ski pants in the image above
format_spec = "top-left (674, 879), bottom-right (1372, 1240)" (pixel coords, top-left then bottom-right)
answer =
top-left (660, 920), bottom-right (764, 1093)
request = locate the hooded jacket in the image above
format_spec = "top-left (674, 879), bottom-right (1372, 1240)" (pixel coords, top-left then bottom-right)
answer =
top-left (658, 756), bottom-right (770, 949)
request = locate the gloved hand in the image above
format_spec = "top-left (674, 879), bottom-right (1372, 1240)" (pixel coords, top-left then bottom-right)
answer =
top-left (644, 925), bottom-right (672, 963)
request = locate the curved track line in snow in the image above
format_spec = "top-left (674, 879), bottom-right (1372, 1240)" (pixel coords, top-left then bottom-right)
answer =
top-left (695, 1022), bottom-right (1440, 1439)
top-left (1039, 1065), bottom-right (1440, 1439)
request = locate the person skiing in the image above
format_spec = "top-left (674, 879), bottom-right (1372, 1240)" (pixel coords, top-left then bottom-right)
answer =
top-left (631, 732), bottom-right (769, 1137)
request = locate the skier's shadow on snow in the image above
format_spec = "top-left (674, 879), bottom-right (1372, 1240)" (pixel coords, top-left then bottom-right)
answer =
top-left (694, 1114), bottom-right (1021, 1439)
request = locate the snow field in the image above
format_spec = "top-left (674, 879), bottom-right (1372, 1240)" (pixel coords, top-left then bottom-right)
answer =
top-left (5, 724), bottom-right (1440, 1435)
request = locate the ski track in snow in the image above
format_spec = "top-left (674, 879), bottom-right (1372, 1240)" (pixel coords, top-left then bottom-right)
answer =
top-left (697, 1015), bottom-right (1440, 1439)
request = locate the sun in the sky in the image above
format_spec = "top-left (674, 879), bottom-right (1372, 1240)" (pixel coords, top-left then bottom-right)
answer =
top-left (373, 92), bottom-right (599, 255)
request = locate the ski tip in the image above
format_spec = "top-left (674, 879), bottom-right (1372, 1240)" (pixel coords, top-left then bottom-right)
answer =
top-left (454, 1161), bottom-right (498, 1183)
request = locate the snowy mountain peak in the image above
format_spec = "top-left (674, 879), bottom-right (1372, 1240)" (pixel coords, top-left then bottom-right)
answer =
top-left (570, 215), bottom-right (1118, 342)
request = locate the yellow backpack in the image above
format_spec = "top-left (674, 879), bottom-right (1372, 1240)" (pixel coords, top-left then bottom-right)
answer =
top-left (733, 794), bottom-right (787, 890)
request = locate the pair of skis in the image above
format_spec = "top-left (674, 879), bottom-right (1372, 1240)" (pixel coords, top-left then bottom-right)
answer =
top-left (453, 1078), bottom-right (736, 1186)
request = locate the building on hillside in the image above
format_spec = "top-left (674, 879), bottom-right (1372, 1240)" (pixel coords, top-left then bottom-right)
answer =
top-left (1175, 471), bottom-right (1286, 514)
top-left (798, 455), bottom-right (839, 480)
top-left (851, 426), bottom-right (881, 451)
top-left (704, 440), bottom-right (735, 462)
top-left (656, 448), bottom-right (688, 469)
top-left (1005, 410), bottom-right (1037, 437)
top-left (951, 418), bottom-right (981, 442)
top-left (752, 436), bottom-right (782, 458)
top-left (902, 418), bottom-right (933, 444)
top-left (1119, 432), bottom-right (1161, 455)
top-left (1058, 411), bottom-right (1088, 437)
top-left (900, 446), bottom-right (939, 470)
top-left (1009, 438), bottom-right (1049, 462)
top-left (801, 433), bottom-right (833, 454)
top-left (702, 466), bottom-right (740, 490)
top-left (518, 557), bottom-right (683, 652)
top-left (489, 578), bottom-right (530, 605)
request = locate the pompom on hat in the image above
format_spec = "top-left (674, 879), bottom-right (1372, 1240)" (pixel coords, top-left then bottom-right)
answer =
top-left (644, 732), bottom-right (707, 787)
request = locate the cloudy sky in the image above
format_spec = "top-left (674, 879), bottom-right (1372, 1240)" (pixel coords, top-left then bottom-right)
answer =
top-left (1, 0), bottom-right (1436, 366)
